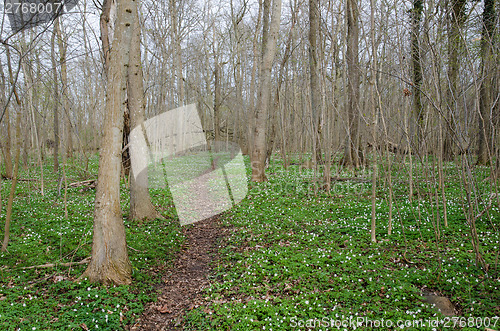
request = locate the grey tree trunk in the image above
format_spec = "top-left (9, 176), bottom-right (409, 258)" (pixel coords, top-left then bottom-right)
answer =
top-left (79, 0), bottom-right (136, 285)
top-left (411, 0), bottom-right (424, 148)
top-left (0, 52), bottom-right (13, 179)
top-left (251, 0), bottom-right (282, 182)
top-left (51, 20), bottom-right (60, 173)
top-left (55, 21), bottom-right (73, 159)
top-left (477, 0), bottom-right (496, 165)
top-left (1, 47), bottom-right (22, 252)
top-left (214, 61), bottom-right (222, 148)
top-left (170, 0), bottom-right (185, 105)
top-left (100, 0), bottom-right (116, 76)
top-left (309, 0), bottom-right (323, 166)
top-left (128, 3), bottom-right (160, 222)
top-left (443, 0), bottom-right (466, 161)
top-left (343, 0), bottom-right (361, 168)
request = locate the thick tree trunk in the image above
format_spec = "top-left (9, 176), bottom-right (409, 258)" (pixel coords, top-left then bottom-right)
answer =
top-left (246, 0), bottom-right (263, 157)
top-left (251, 0), bottom-right (281, 182)
top-left (343, 0), bottom-right (361, 168)
top-left (477, 0), bottom-right (495, 165)
top-left (128, 4), bottom-right (160, 222)
top-left (80, 0), bottom-right (136, 285)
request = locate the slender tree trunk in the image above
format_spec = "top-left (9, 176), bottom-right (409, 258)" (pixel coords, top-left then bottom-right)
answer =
top-left (55, 20), bottom-right (73, 159)
top-left (477, 0), bottom-right (495, 165)
top-left (1, 46), bottom-right (22, 251)
top-left (128, 3), bottom-right (160, 222)
top-left (2, 105), bottom-right (13, 178)
top-left (1, 109), bottom-right (21, 252)
top-left (170, 0), bottom-right (185, 105)
top-left (343, 0), bottom-right (361, 168)
top-left (251, 0), bottom-right (282, 182)
top-left (370, 0), bottom-right (378, 243)
top-left (411, 0), bottom-right (424, 149)
top-left (309, 0), bottom-right (323, 166)
top-left (51, 23), bottom-right (60, 173)
top-left (23, 54), bottom-right (44, 196)
top-left (214, 61), bottom-right (222, 147)
top-left (443, 0), bottom-right (466, 161)
top-left (79, 0), bottom-right (137, 285)
top-left (0, 51), bottom-right (13, 179)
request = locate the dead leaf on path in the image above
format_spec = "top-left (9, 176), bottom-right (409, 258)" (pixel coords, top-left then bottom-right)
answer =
top-left (158, 305), bottom-right (172, 314)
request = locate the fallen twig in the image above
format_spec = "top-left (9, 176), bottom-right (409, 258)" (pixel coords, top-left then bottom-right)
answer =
top-left (20, 257), bottom-right (91, 270)
top-left (331, 177), bottom-right (370, 183)
top-left (1, 174), bottom-right (38, 181)
top-left (68, 179), bottom-right (96, 188)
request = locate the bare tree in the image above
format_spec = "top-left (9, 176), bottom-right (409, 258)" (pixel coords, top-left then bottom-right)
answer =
top-left (477, 0), bottom-right (496, 165)
top-left (1, 46), bottom-right (22, 252)
top-left (55, 20), bottom-right (73, 158)
top-left (51, 21), bottom-right (60, 173)
top-left (79, 0), bottom-right (138, 285)
top-left (170, 0), bottom-right (185, 105)
top-left (309, 0), bottom-right (323, 166)
top-left (443, 0), bottom-right (466, 161)
top-left (343, 0), bottom-right (361, 168)
top-left (128, 2), bottom-right (161, 222)
top-left (411, 0), bottom-right (424, 148)
top-left (251, 0), bottom-right (282, 182)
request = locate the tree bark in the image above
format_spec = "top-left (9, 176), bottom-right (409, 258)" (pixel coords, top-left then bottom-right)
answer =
top-left (100, 0), bottom-right (116, 77)
top-left (443, 0), bottom-right (466, 161)
top-left (214, 61), bottom-right (222, 148)
top-left (309, 0), bottom-right (323, 166)
top-left (170, 0), bottom-right (185, 105)
top-left (411, 0), bottom-right (424, 149)
top-left (51, 22), bottom-right (60, 173)
top-left (1, 105), bottom-right (13, 179)
top-left (477, 0), bottom-right (495, 165)
top-left (55, 20), bottom-right (73, 159)
top-left (343, 0), bottom-right (361, 168)
top-left (128, 3), bottom-right (160, 222)
top-left (79, 0), bottom-right (137, 285)
top-left (251, 0), bottom-right (282, 182)
top-left (0, 54), bottom-right (13, 179)
top-left (1, 46), bottom-right (22, 252)
top-left (1, 109), bottom-right (21, 252)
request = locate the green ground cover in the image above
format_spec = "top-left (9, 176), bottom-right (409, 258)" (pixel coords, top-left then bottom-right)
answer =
top-left (0, 154), bottom-right (499, 330)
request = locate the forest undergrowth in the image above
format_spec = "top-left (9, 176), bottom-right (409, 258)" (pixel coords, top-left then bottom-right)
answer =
top-left (0, 153), bottom-right (499, 330)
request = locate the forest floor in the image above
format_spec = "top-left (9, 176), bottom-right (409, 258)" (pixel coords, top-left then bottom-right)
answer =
top-left (132, 216), bottom-right (226, 330)
top-left (0, 154), bottom-right (499, 330)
